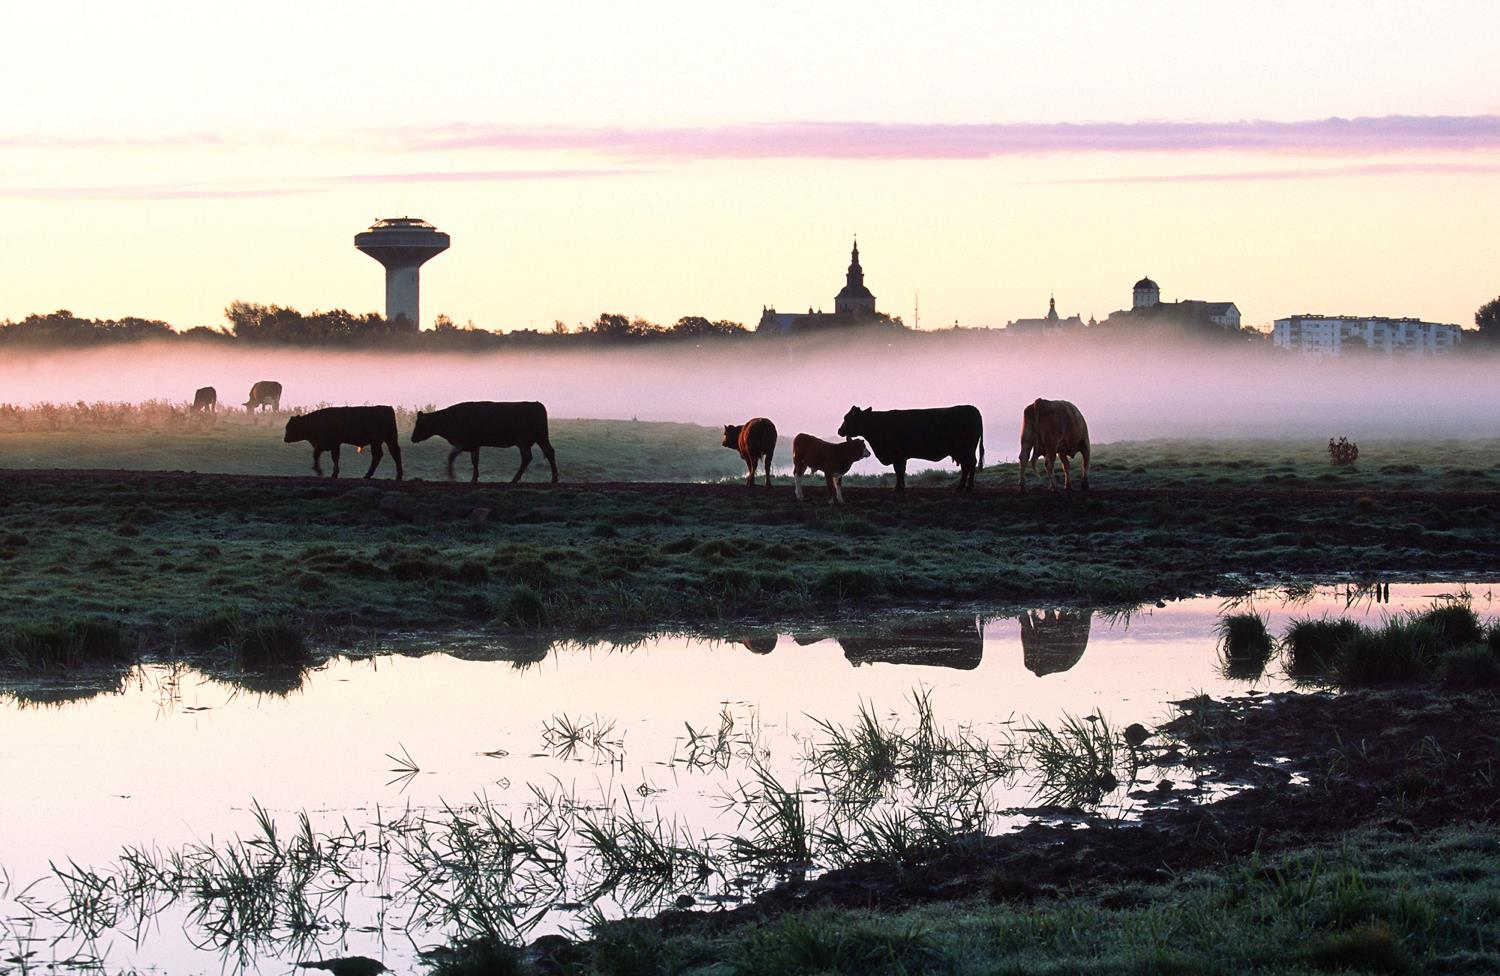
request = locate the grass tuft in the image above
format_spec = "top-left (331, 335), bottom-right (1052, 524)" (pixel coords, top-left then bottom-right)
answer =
top-left (1285, 617), bottom-right (1362, 678)
top-left (0, 617), bottom-right (127, 669)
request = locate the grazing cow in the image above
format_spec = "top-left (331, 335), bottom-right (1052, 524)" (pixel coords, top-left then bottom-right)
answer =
top-left (410, 401), bottom-right (558, 484)
top-left (1019, 398), bottom-right (1090, 491)
top-left (283, 406), bottom-right (403, 480)
top-left (245, 380), bottom-right (283, 414)
top-left (837, 405), bottom-right (984, 492)
top-left (191, 386), bottom-right (217, 413)
top-left (721, 417), bottom-right (777, 488)
top-left (791, 433), bottom-right (870, 504)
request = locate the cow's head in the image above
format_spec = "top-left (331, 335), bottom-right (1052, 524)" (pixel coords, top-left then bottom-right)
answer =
top-left (852, 437), bottom-right (871, 462)
top-left (721, 424), bottom-right (742, 449)
top-left (283, 414), bottom-right (305, 443)
top-left (836, 406), bottom-right (870, 439)
top-left (411, 410), bottom-right (433, 443)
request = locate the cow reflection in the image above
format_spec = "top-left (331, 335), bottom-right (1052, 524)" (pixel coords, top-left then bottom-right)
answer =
top-left (734, 633), bottom-right (779, 655)
top-left (1018, 609), bottom-right (1093, 676)
top-left (837, 616), bottom-right (983, 671)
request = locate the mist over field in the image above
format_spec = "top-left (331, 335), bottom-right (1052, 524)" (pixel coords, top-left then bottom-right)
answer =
top-left (2, 332), bottom-right (1494, 467)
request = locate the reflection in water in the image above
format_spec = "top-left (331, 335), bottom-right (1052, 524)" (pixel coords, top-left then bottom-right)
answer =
top-left (734, 633), bottom-right (779, 655)
top-left (837, 616), bottom-right (983, 671)
top-left (1018, 609), bottom-right (1093, 676)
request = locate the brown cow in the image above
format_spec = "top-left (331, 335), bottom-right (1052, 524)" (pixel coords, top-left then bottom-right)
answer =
top-left (191, 387), bottom-right (217, 413)
top-left (245, 380), bottom-right (283, 414)
top-left (792, 434), bottom-right (870, 504)
top-left (721, 417), bottom-right (777, 488)
top-left (1019, 398), bottom-right (1090, 491)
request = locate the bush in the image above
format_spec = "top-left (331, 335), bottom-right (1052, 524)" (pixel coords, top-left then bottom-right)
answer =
top-left (1440, 644), bottom-right (1500, 690)
top-left (1284, 617), bottom-right (1362, 677)
top-left (1, 617), bottom-right (126, 669)
top-left (814, 567), bottom-right (884, 601)
top-left (1334, 619), bottom-right (1437, 687)
top-left (503, 586), bottom-right (547, 627)
top-left (1328, 437), bottom-right (1359, 467)
top-left (1417, 602), bottom-right (1484, 651)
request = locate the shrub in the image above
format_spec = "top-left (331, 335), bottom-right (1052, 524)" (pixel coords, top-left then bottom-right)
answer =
top-left (1, 617), bottom-right (126, 669)
top-left (1417, 601), bottom-right (1484, 651)
top-left (1328, 437), bottom-right (1359, 467)
top-left (814, 567), bottom-right (884, 601)
top-left (1334, 619), bottom-right (1437, 687)
top-left (1440, 644), bottom-right (1500, 690)
top-left (504, 586), bottom-right (547, 627)
top-left (1284, 617), bottom-right (1362, 677)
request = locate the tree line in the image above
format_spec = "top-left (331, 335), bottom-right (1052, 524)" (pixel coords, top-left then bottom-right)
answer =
top-left (0, 305), bottom-right (756, 348)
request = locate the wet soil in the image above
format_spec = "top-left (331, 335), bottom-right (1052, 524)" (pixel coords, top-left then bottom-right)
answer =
top-left (645, 687), bottom-right (1500, 937)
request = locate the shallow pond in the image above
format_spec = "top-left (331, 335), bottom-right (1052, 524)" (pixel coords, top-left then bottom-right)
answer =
top-left (0, 581), bottom-right (1493, 973)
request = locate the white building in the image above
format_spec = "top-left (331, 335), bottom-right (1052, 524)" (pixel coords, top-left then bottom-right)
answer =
top-left (1272, 315), bottom-right (1464, 358)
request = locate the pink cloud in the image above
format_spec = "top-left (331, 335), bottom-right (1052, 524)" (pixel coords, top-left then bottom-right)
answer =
top-left (0, 168), bottom-right (640, 201)
top-left (391, 115), bottom-right (1500, 160)
top-left (1034, 161), bottom-right (1500, 184)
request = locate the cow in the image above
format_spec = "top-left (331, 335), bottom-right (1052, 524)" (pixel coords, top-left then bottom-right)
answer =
top-left (245, 380), bottom-right (283, 413)
top-left (1019, 398), bottom-right (1090, 491)
top-left (410, 401), bottom-right (558, 484)
top-left (283, 405), bottom-right (403, 480)
top-left (191, 386), bottom-right (217, 413)
top-left (837, 405), bottom-right (984, 492)
top-left (791, 433), bottom-right (870, 504)
top-left (721, 417), bottom-right (777, 488)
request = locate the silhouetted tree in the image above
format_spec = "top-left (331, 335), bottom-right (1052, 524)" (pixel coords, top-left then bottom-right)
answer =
top-left (671, 315), bottom-right (747, 337)
top-left (1476, 296), bottom-right (1500, 343)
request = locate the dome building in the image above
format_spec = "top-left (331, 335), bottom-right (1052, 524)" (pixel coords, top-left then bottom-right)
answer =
top-left (758, 238), bottom-right (889, 333)
top-left (1132, 276), bottom-right (1160, 310)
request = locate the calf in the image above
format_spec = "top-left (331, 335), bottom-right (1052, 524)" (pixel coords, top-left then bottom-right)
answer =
top-left (284, 405), bottom-right (403, 480)
top-left (245, 380), bottom-right (283, 413)
top-left (721, 417), bottom-right (777, 488)
top-left (792, 433), bottom-right (871, 504)
top-left (837, 405), bottom-right (984, 492)
top-left (191, 387), bottom-right (217, 413)
top-left (411, 401), bottom-right (558, 483)
top-left (1019, 398), bottom-right (1090, 491)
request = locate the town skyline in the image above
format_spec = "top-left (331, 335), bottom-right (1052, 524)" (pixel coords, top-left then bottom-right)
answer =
top-left (2, 2), bottom-right (1497, 330)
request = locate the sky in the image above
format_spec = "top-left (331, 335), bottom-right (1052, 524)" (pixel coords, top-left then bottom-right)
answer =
top-left (1, 0), bottom-right (1497, 331)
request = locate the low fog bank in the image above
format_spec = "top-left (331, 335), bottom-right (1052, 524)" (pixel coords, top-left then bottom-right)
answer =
top-left (3, 333), bottom-right (1495, 458)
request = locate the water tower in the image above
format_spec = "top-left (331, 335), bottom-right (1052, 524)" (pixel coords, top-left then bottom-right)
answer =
top-left (354, 217), bottom-right (450, 329)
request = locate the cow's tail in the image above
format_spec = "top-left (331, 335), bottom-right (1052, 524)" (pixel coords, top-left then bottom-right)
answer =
top-left (977, 414), bottom-right (985, 470)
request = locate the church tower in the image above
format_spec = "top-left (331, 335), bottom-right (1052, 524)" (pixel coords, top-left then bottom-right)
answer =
top-left (834, 238), bottom-right (877, 317)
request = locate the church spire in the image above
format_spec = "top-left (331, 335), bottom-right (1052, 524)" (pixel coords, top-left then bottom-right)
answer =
top-left (846, 237), bottom-right (864, 288)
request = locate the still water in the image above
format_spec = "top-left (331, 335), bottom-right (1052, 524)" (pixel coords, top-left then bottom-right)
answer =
top-left (0, 581), bottom-right (1491, 973)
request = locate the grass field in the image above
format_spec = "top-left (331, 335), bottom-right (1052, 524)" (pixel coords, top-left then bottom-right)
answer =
top-left (2, 410), bottom-right (1499, 667)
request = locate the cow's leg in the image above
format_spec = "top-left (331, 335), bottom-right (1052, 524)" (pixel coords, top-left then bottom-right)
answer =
top-left (364, 442), bottom-right (384, 479)
top-left (389, 439), bottom-right (404, 481)
top-left (794, 462), bottom-right (805, 500)
top-left (311, 447), bottom-right (324, 477)
top-left (763, 448), bottom-right (773, 489)
top-left (512, 445), bottom-right (533, 484)
top-left (1080, 444), bottom-right (1091, 490)
top-left (1060, 454), bottom-right (1073, 490)
top-left (330, 444), bottom-right (342, 479)
top-left (537, 435), bottom-right (559, 483)
top-left (833, 474), bottom-right (847, 505)
top-left (744, 454), bottom-right (756, 487)
top-left (470, 448), bottom-right (481, 484)
top-left (1044, 453), bottom-right (1057, 491)
top-left (446, 446), bottom-right (463, 481)
top-left (894, 459), bottom-right (907, 492)
top-left (826, 472), bottom-right (839, 504)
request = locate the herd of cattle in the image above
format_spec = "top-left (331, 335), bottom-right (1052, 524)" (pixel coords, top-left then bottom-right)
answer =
top-left (193, 381), bottom-right (1092, 496)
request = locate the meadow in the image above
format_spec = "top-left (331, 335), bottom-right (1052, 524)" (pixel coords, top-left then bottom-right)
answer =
top-left (2, 405), bottom-right (1499, 672)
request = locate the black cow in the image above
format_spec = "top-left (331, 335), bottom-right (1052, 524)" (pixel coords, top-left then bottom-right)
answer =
top-left (411, 401), bottom-right (559, 484)
top-left (837, 404), bottom-right (984, 492)
top-left (283, 406), bottom-right (403, 480)
top-left (191, 387), bottom-right (217, 413)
